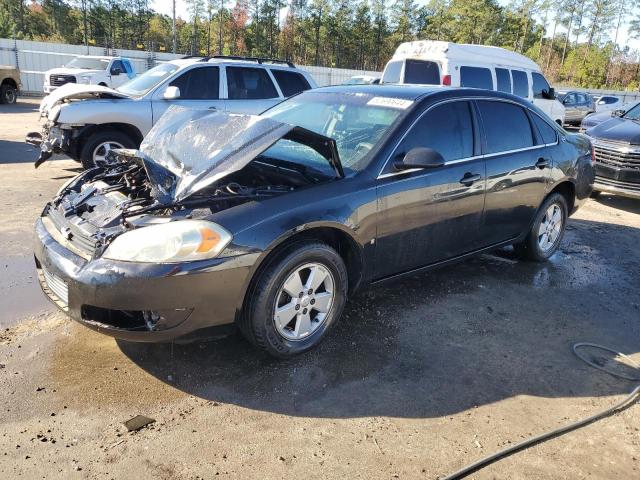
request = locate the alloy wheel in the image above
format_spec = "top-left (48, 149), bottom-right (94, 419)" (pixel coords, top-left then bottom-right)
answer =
top-left (92, 141), bottom-right (124, 164)
top-left (273, 262), bottom-right (335, 341)
top-left (537, 203), bottom-right (563, 252)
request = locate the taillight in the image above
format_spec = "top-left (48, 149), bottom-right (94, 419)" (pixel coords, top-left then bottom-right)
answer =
top-left (590, 142), bottom-right (596, 164)
top-left (442, 74), bottom-right (451, 86)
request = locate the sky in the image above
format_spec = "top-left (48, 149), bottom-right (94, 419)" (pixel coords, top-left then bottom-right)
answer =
top-left (151, 0), bottom-right (640, 52)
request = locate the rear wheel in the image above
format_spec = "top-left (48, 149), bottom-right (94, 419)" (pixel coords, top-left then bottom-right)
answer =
top-left (79, 130), bottom-right (136, 169)
top-left (0, 84), bottom-right (17, 104)
top-left (514, 193), bottom-right (568, 262)
top-left (240, 242), bottom-right (348, 358)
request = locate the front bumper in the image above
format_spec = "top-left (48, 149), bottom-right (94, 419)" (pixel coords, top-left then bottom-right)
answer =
top-left (34, 217), bottom-right (255, 342)
top-left (593, 164), bottom-right (640, 199)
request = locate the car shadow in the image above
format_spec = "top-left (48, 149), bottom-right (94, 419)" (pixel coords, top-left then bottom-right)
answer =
top-left (117, 218), bottom-right (640, 418)
top-left (0, 140), bottom-right (74, 165)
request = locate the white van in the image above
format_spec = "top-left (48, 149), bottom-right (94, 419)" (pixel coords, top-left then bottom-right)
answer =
top-left (382, 41), bottom-right (565, 125)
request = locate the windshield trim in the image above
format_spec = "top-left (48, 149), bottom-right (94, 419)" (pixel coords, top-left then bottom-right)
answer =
top-left (117, 62), bottom-right (180, 98)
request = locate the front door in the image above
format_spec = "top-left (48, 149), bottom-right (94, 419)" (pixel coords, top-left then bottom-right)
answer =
top-left (151, 65), bottom-right (225, 124)
top-left (476, 100), bottom-right (552, 244)
top-left (375, 100), bottom-right (486, 278)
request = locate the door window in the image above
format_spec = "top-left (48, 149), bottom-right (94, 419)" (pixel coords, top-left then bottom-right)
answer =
top-left (382, 60), bottom-right (403, 83)
top-left (563, 93), bottom-right (577, 105)
top-left (477, 100), bottom-right (533, 153)
top-left (110, 60), bottom-right (124, 75)
top-left (403, 60), bottom-right (440, 85)
top-left (511, 70), bottom-right (529, 98)
top-left (271, 70), bottom-right (311, 97)
top-left (226, 67), bottom-right (278, 99)
top-left (170, 66), bottom-right (220, 99)
top-left (531, 72), bottom-right (551, 99)
top-left (397, 101), bottom-right (474, 163)
top-left (460, 66), bottom-right (493, 90)
top-left (530, 112), bottom-right (558, 144)
top-left (495, 68), bottom-right (511, 93)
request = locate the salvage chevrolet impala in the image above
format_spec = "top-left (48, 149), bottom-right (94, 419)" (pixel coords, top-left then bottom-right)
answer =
top-left (34, 86), bottom-right (595, 357)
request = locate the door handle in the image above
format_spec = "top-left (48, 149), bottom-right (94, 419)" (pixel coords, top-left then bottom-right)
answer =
top-left (536, 158), bottom-right (550, 169)
top-left (459, 173), bottom-right (482, 186)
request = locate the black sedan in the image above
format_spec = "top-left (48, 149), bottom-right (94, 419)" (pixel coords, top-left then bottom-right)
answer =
top-left (34, 86), bottom-right (595, 357)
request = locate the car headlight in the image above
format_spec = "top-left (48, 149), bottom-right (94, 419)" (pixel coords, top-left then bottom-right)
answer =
top-left (103, 220), bottom-right (232, 263)
top-left (79, 76), bottom-right (91, 84)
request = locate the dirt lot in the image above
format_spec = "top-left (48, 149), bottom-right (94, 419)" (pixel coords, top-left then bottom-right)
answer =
top-left (0, 99), bottom-right (639, 479)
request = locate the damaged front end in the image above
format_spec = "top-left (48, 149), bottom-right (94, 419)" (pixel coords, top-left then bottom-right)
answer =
top-left (27, 121), bottom-right (72, 168)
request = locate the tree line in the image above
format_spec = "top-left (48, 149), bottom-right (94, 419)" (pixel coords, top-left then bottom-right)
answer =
top-left (1, 0), bottom-right (640, 90)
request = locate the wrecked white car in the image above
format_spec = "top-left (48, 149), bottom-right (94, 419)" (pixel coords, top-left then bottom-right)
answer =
top-left (26, 56), bottom-right (316, 169)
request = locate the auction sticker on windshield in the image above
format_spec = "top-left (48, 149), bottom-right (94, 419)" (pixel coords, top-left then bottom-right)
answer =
top-left (366, 97), bottom-right (413, 109)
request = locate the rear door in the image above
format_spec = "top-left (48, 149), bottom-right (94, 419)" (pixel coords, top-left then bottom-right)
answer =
top-left (562, 93), bottom-right (579, 122)
top-left (151, 65), bottom-right (224, 123)
top-left (477, 100), bottom-right (552, 244)
top-left (224, 66), bottom-right (282, 114)
top-left (375, 100), bottom-right (486, 278)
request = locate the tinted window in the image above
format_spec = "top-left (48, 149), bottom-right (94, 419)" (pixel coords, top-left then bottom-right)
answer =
top-left (170, 66), bottom-right (219, 99)
top-left (511, 70), bottom-right (529, 98)
top-left (226, 67), bottom-right (278, 100)
top-left (110, 60), bottom-right (124, 74)
top-left (531, 72), bottom-right (550, 99)
top-left (477, 101), bottom-right (533, 153)
top-left (495, 68), bottom-right (511, 93)
top-left (271, 70), bottom-right (311, 97)
top-left (382, 60), bottom-right (403, 83)
top-left (602, 96), bottom-right (618, 104)
top-left (460, 66), bottom-right (493, 90)
top-left (530, 113), bottom-right (558, 144)
top-left (399, 101), bottom-right (474, 162)
top-left (403, 60), bottom-right (440, 85)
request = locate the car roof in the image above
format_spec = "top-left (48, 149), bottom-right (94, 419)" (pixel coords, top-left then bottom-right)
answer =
top-left (167, 57), bottom-right (303, 70)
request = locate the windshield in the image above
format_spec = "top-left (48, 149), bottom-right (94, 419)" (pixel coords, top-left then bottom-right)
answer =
top-left (117, 63), bottom-right (179, 97)
top-left (262, 91), bottom-right (409, 173)
top-left (66, 57), bottom-right (109, 70)
top-left (622, 103), bottom-right (640, 120)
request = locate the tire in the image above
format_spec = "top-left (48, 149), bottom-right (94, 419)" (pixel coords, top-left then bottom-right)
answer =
top-left (240, 242), bottom-right (348, 358)
top-left (514, 193), bottom-right (568, 262)
top-left (0, 84), bottom-right (17, 104)
top-left (79, 130), bottom-right (136, 169)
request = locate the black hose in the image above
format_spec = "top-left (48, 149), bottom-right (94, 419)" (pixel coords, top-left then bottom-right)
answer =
top-left (439, 343), bottom-right (640, 480)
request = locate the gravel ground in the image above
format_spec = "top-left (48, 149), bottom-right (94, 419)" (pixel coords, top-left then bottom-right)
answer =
top-left (0, 98), bottom-right (639, 479)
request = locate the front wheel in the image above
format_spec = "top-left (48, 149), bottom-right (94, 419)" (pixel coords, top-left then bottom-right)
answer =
top-left (79, 130), bottom-right (136, 169)
top-left (514, 193), bottom-right (568, 262)
top-left (0, 84), bottom-right (17, 104)
top-left (240, 242), bottom-right (348, 358)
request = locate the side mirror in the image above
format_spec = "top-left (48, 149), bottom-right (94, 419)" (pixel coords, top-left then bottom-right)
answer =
top-left (111, 67), bottom-right (123, 76)
top-left (163, 86), bottom-right (180, 100)
top-left (394, 147), bottom-right (445, 170)
top-left (543, 87), bottom-right (555, 100)
top-left (612, 109), bottom-right (625, 117)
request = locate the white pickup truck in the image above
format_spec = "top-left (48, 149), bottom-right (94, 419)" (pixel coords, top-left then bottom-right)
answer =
top-left (43, 56), bottom-right (136, 94)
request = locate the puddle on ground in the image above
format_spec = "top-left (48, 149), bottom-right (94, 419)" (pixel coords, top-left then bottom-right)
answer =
top-left (0, 255), bottom-right (52, 328)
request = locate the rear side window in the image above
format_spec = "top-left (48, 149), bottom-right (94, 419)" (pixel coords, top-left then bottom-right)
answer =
top-left (511, 70), bottom-right (529, 98)
top-left (399, 101), bottom-right (474, 161)
top-left (271, 70), bottom-right (311, 97)
top-left (477, 100), bottom-right (533, 153)
top-left (495, 68), bottom-right (511, 93)
top-left (403, 60), bottom-right (440, 85)
top-left (601, 96), bottom-right (618, 104)
top-left (170, 66), bottom-right (219, 99)
top-left (382, 60), bottom-right (403, 83)
top-left (226, 67), bottom-right (278, 100)
top-left (530, 113), bottom-right (558, 144)
top-left (531, 72), bottom-right (551, 99)
top-left (460, 66), bottom-right (493, 90)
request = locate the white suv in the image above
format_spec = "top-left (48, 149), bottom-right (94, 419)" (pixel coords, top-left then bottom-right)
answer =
top-left (30, 56), bottom-right (317, 168)
top-left (43, 55), bottom-right (136, 94)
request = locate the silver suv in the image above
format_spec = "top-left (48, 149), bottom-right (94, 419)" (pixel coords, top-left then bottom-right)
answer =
top-left (28, 56), bottom-right (317, 168)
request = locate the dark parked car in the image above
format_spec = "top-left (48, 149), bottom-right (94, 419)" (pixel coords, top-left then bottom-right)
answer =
top-left (585, 102), bottom-right (640, 199)
top-left (34, 86), bottom-right (594, 357)
top-left (558, 90), bottom-right (595, 126)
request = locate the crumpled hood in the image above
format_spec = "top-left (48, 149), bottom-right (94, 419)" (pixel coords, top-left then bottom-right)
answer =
top-left (139, 106), bottom-right (342, 203)
top-left (40, 83), bottom-right (130, 115)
